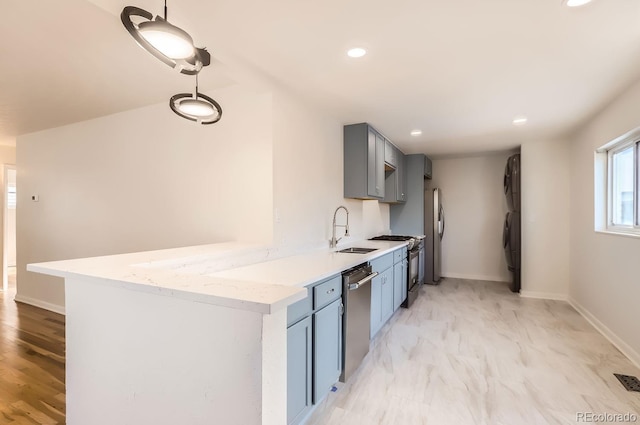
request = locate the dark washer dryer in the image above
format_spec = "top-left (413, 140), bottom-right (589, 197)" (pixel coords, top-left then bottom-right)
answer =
top-left (504, 154), bottom-right (521, 212)
top-left (503, 153), bottom-right (521, 293)
top-left (503, 211), bottom-right (521, 292)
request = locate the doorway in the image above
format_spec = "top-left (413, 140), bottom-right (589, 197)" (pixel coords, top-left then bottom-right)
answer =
top-left (2, 165), bottom-right (16, 293)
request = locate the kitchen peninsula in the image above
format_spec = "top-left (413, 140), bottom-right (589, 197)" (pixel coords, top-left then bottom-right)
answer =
top-left (28, 240), bottom-right (407, 425)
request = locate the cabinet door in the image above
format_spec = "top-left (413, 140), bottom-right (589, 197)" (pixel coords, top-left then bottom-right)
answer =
top-left (370, 273), bottom-right (382, 339)
top-left (381, 268), bottom-right (394, 324)
top-left (287, 316), bottom-right (312, 425)
top-left (384, 140), bottom-right (396, 167)
top-left (374, 133), bottom-right (385, 198)
top-left (393, 262), bottom-right (403, 311)
top-left (367, 129), bottom-right (378, 197)
top-left (396, 149), bottom-right (406, 202)
top-left (313, 298), bottom-right (342, 404)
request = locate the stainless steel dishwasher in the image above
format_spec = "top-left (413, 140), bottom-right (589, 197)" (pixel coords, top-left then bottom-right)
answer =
top-left (340, 263), bottom-right (378, 382)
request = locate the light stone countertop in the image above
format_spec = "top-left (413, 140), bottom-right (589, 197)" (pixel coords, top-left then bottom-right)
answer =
top-left (27, 240), bottom-right (409, 315)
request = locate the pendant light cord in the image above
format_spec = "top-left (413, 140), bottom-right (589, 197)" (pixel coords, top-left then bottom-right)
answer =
top-left (164, 0), bottom-right (168, 20)
top-left (195, 74), bottom-right (199, 99)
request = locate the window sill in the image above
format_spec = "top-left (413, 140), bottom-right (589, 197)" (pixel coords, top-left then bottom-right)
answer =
top-left (595, 229), bottom-right (640, 240)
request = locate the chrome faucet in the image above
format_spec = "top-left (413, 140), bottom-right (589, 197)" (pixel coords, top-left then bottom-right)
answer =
top-left (330, 206), bottom-right (350, 248)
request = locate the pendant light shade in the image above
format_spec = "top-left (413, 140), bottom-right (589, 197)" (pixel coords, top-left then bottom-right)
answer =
top-left (121, 5), bottom-right (210, 75)
top-left (137, 20), bottom-right (195, 60)
top-left (170, 76), bottom-right (222, 124)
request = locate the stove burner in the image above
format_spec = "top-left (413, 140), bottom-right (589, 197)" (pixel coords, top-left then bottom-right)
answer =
top-left (369, 235), bottom-right (414, 241)
top-left (369, 235), bottom-right (417, 250)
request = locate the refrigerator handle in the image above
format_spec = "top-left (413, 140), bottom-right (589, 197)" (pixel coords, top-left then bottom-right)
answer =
top-left (440, 205), bottom-right (445, 240)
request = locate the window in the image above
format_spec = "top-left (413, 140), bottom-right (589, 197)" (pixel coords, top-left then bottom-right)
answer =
top-left (7, 184), bottom-right (16, 210)
top-left (596, 129), bottom-right (640, 236)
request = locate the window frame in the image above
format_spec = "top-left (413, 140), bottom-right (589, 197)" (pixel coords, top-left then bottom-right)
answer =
top-left (602, 134), bottom-right (640, 235)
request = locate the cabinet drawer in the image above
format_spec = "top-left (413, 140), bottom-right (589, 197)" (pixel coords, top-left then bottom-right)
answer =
top-left (370, 253), bottom-right (393, 273)
top-left (393, 247), bottom-right (407, 264)
top-left (313, 275), bottom-right (342, 310)
top-left (287, 290), bottom-right (312, 327)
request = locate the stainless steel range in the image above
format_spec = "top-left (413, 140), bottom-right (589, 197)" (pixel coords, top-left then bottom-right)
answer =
top-left (368, 235), bottom-right (424, 308)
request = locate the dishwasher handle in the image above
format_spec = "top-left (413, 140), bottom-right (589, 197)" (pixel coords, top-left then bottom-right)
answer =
top-left (348, 271), bottom-right (378, 290)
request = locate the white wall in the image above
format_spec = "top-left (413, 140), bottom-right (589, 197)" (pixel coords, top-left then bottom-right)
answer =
top-left (17, 85), bottom-right (274, 310)
top-left (271, 90), bottom-right (389, 249)
top-left (430, 153), bottom-right (512, 282)
top-left (17, 85), bottom-right (391, 312)
top-left (520, 140), bottom-right (571, 300)
top-left (569, 78), bottom-right (640, 366)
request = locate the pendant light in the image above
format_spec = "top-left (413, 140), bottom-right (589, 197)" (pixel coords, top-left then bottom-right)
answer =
top-left (121, 3), bottom-right (210, 75)
top-left (170, 75), bottom-right (222, 125)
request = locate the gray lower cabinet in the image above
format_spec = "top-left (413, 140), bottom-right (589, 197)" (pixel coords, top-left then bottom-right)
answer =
top-left (370, 267), bottom-right (394, 338)
top-left (287, 274), bottom-right (342, 425)
top-left (380, 268), bottom-right (394, 324)
top-left (371, 248), bottom-right (407, 339)
top-left (313, 298), bottom-right (342, 403)
top-left (370, 272), bottom-right (382, 339)
top-left (287, 316), bottom-right (312, 425)
top-left (393, 261), bottom-right (403, 311)
top-left (393, 250), bottom-right (408, 311)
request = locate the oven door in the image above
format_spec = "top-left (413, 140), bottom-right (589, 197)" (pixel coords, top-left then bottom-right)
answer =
top-left (402, 248), bottom-right (420, 308)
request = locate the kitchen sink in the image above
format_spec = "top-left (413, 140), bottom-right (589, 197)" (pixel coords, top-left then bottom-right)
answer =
top-left (337, 247), bottom-right (377, 254)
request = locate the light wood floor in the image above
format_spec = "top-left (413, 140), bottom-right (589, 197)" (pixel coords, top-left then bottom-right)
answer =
top-left (308, 278), bottom-right (640, 425)
top-left (0, 269), bottom-right (65, 424)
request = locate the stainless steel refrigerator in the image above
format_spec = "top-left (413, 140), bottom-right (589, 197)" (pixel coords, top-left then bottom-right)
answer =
top-left (424, 186), bottom-right (445, 284)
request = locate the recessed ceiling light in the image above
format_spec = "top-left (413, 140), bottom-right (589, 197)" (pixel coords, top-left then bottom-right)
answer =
top-left (347, 48), bottom-right (367, 58)
top-left (513, 116), bottom-right (528, 125)
top-left (563, 0), bottom-right (593, 7)
top-left (410, 130), bottom-right (422, 136)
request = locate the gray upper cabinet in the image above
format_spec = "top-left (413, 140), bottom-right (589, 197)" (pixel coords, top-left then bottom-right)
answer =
top-left (383, 147), bottom-right (406, 204)
top-left (344, 123), bottom-right (385, 200)
top-left (425, 155), bottom-right (433, 179)
top-left (384, 139), bottom-right (397, 168)
top-left (397, 150), bottom-right (406, 202)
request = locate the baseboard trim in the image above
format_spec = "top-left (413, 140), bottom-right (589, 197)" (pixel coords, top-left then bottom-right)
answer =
top-left (14, 294), bottom-right (66, 316)
top-left (569, 297), bottom-right (640, 369)
top-left (520, 291), bottom-right (568, 301)
top-left (441, 273), bottom-right (510, 283)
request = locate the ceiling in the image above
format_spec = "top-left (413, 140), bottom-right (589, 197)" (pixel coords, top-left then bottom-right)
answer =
top-left (2, 0), bottom-right (640, 156)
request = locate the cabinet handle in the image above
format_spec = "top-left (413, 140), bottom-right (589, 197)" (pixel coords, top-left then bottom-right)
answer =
top-left (326, 288), bottom-right (335, 294)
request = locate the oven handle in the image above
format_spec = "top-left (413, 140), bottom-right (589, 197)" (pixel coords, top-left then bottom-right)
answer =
top-left (348, 272), bottom-right (378, 290)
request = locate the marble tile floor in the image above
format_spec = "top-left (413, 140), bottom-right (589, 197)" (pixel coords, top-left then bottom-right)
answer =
top-left (307, 278), bottom-right (640, 425)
